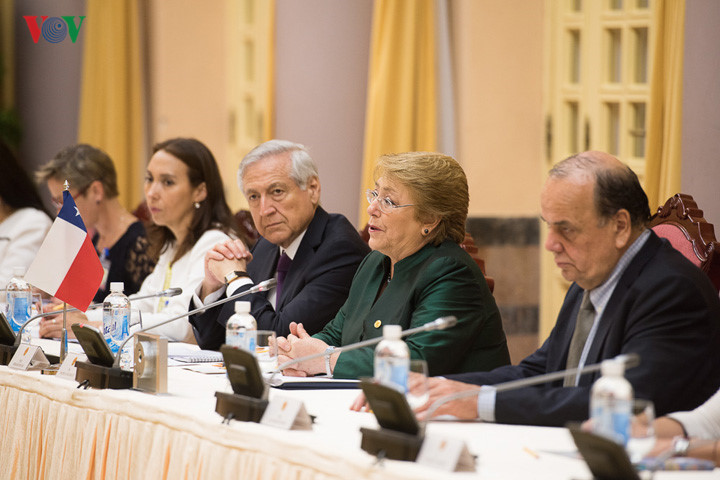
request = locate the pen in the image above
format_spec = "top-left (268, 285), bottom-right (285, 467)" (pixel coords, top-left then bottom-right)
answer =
top-left (523, 446), bottom-right (540, 459)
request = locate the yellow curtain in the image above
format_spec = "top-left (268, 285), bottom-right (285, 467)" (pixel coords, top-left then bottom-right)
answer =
top-left (644, 0), bottom-right (684, 209)
top-left (359, 0), bottom-right (437, 226)
top-left (78, 0), bottom-right (145, 210)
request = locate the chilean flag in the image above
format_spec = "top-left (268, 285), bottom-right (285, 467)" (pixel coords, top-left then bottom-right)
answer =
top-left (26, 190), bottom-right (103, 311)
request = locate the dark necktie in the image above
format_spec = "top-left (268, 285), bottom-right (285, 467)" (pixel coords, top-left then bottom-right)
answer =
top-left (564, 291), bottom-right (595, 387)
top-left (275, 252), bottom-right (292, 303)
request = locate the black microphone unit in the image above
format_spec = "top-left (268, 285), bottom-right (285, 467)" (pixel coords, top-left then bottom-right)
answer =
top-left (0, 312), bottom-right (18, 365)
top-left (73, 279), bottom-right (276, 390)
top-left (214, 345), bottom-right (269, 423)
top-left (72, 323), bottom-right (133, 389)
top-left (359, 380), bottom-right (425, 461)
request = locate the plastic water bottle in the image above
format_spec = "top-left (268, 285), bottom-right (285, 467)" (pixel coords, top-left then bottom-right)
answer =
top-left (6, 267), bottom-right (32, 343)
top-left (590, 358), bottom-right (633, 446)
top-left (374, 325), bottom-right (410, 393)
top-left (103, 282), bottom-right (131, 369)
top-left (225, 301), bottom-right (257, 353)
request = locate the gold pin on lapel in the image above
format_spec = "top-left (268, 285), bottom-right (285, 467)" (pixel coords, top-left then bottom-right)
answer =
top-left (374, 320), bottom-right (382, 329)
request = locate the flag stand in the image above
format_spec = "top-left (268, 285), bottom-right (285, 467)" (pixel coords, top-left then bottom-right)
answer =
top-left (60, 302), bottom-right (68, 362)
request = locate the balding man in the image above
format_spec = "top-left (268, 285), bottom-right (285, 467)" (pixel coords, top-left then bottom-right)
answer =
top-left (418, 151), bottom-right (720, 426)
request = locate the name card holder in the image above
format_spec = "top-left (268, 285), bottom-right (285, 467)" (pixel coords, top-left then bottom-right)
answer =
top-left (56, 352), bottom-right (85, 381)
top-left (8, 344), bottom-right (50, 371)
top-left (260, 395), bottom-right (313, 430)
top-left (416, 434), bottom-right (475, 472)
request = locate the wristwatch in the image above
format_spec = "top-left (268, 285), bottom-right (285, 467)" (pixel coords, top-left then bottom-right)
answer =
top-left (224, 270), bottom-right (250, 285)
top-left (324, 346), bottom-right (336, 377)
top-left (672, 436), bottom-right (691, 457)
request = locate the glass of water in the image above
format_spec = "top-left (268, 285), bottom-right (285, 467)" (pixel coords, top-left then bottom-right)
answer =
top-left (255, 330), bottom-right (278, 373)
top-left (627, 399), bottom-right (656, 463)
top-left (406, 359), bottom-right (430, 409)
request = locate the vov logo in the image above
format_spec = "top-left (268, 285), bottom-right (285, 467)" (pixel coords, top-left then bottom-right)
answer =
top-left (23, 16), bottom-right (86, 44)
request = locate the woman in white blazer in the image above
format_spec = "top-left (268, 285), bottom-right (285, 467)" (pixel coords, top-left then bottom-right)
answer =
top-left (0, 141), bottom-right (52, 288)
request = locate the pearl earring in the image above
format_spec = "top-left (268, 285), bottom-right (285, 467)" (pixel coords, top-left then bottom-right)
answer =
top-left (194, 202), bottom-right (200, 209)
top-left (423, 228), bottom-right (429, 235)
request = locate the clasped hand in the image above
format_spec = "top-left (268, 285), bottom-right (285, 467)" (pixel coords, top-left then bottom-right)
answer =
top-left (276, 322), bottom-right (332, 376)
top-left (201, 239), bottom-right (253, 298)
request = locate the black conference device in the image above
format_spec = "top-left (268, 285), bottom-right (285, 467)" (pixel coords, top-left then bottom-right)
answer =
top-left (71, 323), bottom-right (114, 367)
top-left (0, 312), bottom-right (18, 365)
top-left (71, 323), bottom-right (132, 389)
top-left (359, 379), bottom-right (425, 462)
top-left (569, 427), bottom-right (640, 480)
top-left (214, 344), bottom-right (269, 423)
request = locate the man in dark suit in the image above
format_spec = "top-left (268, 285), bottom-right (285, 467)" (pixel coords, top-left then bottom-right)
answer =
top-left (417, 151), bottom-right (720, 426)
top-left (189, 140), bottom-right (369, 350)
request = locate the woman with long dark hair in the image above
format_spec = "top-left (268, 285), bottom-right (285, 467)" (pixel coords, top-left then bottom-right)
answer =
top-left (0, 141), bottom-right (52, 286)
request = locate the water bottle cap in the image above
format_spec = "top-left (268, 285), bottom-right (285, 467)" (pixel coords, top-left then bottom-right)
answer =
top-left (601, 358), bottom-right (625, 376)
top-left (12, 266), bottom-right (25, 277)
top-left (234, 301), bottom-right (251, 314)
top-left (110, 282), bottom-right (124, 293)
top-left (382, 324), bottom-right (402, 339)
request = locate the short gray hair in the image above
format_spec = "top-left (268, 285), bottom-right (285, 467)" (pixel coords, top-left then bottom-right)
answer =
top-left (238, 140), bottom-right (319, 192)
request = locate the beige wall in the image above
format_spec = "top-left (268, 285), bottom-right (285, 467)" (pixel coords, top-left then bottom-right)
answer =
top-left (682, 0), bottom-right (720, 228)
top-left (274, 0), bottom-right (373, 227)
top-left (144, 0), bottom-right (545, 220)
top-left (452, 0), bottom-right (545, 218)
top-left (147, 0), bottom-right (235, 205)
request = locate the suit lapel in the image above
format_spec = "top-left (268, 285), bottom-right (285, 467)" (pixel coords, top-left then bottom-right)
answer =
top-left (581, 232), bottom-right (662, 377)
top-left (275, 207), bottom-right (329, 308)
top-left (248, 239), bottom-right (280, 281)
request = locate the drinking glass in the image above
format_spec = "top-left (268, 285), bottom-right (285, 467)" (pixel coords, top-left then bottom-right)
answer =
top-left (30, 294), bottom-right (43, 317)
top-left (406, 359), bottom-right (429, 409)
top-left (627, 399), bottom-right (656, 463)
top-left (255, 330), bottom-right (278, 373)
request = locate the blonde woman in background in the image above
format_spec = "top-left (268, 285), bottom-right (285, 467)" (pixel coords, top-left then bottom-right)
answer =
top-left (37, 144), bottom-right (155, 302)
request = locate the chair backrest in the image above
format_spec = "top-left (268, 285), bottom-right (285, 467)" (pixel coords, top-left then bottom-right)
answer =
top-left (234, 210), bottom-right (260, 248)
top-left (459, 232), bottom-right (495, 294)
top-left (358, 225), bottom-right (495, 293)
top-left (648, 193), bottom-right (720, 292)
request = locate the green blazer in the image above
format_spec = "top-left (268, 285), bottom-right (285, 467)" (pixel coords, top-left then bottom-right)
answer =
top-left (314, 240), bottom-right (510, 379)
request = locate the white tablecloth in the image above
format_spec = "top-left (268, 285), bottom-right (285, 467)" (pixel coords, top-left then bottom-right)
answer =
top-left (1, 340), bottom-right (718, 480)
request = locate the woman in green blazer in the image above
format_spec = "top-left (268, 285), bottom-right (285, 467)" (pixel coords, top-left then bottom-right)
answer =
top-left (277, 152), bottom-right (510, 379)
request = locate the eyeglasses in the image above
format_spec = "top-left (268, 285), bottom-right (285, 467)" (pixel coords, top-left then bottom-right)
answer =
top-left (366, 189), bottom-right (414, 214)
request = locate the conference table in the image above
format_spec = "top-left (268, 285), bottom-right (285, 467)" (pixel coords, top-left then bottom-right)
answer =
top-left (1, 340), bottom-right (718, 480)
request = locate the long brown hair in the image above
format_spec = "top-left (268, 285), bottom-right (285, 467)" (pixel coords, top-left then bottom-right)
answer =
top-left (147, 138), bottom-right (237, 263)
